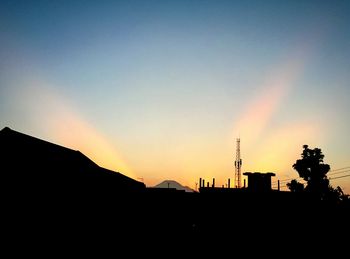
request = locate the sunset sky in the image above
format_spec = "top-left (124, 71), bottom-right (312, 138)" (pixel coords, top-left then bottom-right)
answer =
top-left (1, 0), bottom-right (349, 193)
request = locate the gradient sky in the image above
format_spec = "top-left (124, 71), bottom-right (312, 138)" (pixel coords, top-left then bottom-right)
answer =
top-left (1, 0), bottom-right (349, 193)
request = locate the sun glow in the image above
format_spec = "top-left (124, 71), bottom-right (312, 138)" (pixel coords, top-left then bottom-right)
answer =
top-left (231, 47), bottom-right (317, 177)
top-left (12, 77), bottom-right (134, 178)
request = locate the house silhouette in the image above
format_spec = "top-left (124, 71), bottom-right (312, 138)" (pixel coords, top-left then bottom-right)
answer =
top-left (1, 126), bottom-right (152, 249)
top-left (0, 126), bottom-right (145, 196)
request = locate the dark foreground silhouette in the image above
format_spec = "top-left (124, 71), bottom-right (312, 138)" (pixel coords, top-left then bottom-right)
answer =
top-left (1, 127), bottom-right (349, 255)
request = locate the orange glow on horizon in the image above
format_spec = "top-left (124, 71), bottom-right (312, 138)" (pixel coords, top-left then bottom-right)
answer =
top-left (245, 122), bottom-right (322, 175)
top-left (14, 78), bottom-right (135, 179)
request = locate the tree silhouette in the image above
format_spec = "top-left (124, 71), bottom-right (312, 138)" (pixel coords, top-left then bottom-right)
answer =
top-left (289, 145), bottom-right (346, 203)
top-left (286, 179), bottom-right (304, 192)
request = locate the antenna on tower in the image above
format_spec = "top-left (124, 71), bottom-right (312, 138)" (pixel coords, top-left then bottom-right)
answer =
top-left (234, 138), bottom-right (242, 188)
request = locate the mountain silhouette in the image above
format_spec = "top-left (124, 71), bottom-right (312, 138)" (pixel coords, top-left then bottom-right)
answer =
top-left (152, 180), bottom-right (195, 192)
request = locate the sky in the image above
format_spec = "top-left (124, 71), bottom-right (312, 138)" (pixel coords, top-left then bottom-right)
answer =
top-left (1, 0), bottom-right (349, 194)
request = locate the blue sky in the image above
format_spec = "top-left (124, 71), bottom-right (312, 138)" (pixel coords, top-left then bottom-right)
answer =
top-left (1, 0), bottom-right (350, 193)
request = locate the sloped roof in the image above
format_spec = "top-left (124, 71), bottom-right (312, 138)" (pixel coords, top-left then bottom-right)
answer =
top-left (0, 126), bottom-right (145, 192)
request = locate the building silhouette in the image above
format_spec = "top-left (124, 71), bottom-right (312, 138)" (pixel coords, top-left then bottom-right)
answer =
top-left (243, 172), bottom-right (275, 192)
top-left (1, 126), bottom-right (348, 253)
top-left (1, 126), bottom-right (145, 195)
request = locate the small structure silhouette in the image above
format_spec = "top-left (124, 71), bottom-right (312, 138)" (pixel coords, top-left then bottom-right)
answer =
top-left (243, 172), bottom-right (275, 192)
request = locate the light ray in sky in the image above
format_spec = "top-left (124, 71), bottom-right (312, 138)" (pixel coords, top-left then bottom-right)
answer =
top-left (10, 77), bottom-right (134, 178)
top-left (1, 0), bottom-right (349, 193)
top-left (232, 44), bottom-right (310, 146)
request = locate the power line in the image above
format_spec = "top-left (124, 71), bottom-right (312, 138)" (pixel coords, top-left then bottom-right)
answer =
top-left (273, 175), bottom-right (350, 190)
top-left (272, 177), bottom-right (302, 185)
top-left (273, 179), bottom-right (306, 186)
top-left (273, 172), bottom-right (350, 191)
top-left (329, 166), bottom-right (350, 172)
top-left (277, 178), bottom-right (294, 183)
top-left (329, 169), bottom-right (350, 176)
top-left (275, 177), bottom-right (301, 183)
top-left (272, 167), bottom-right (350, 185)
top-left (329, 174), bottom-right (350, 180)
